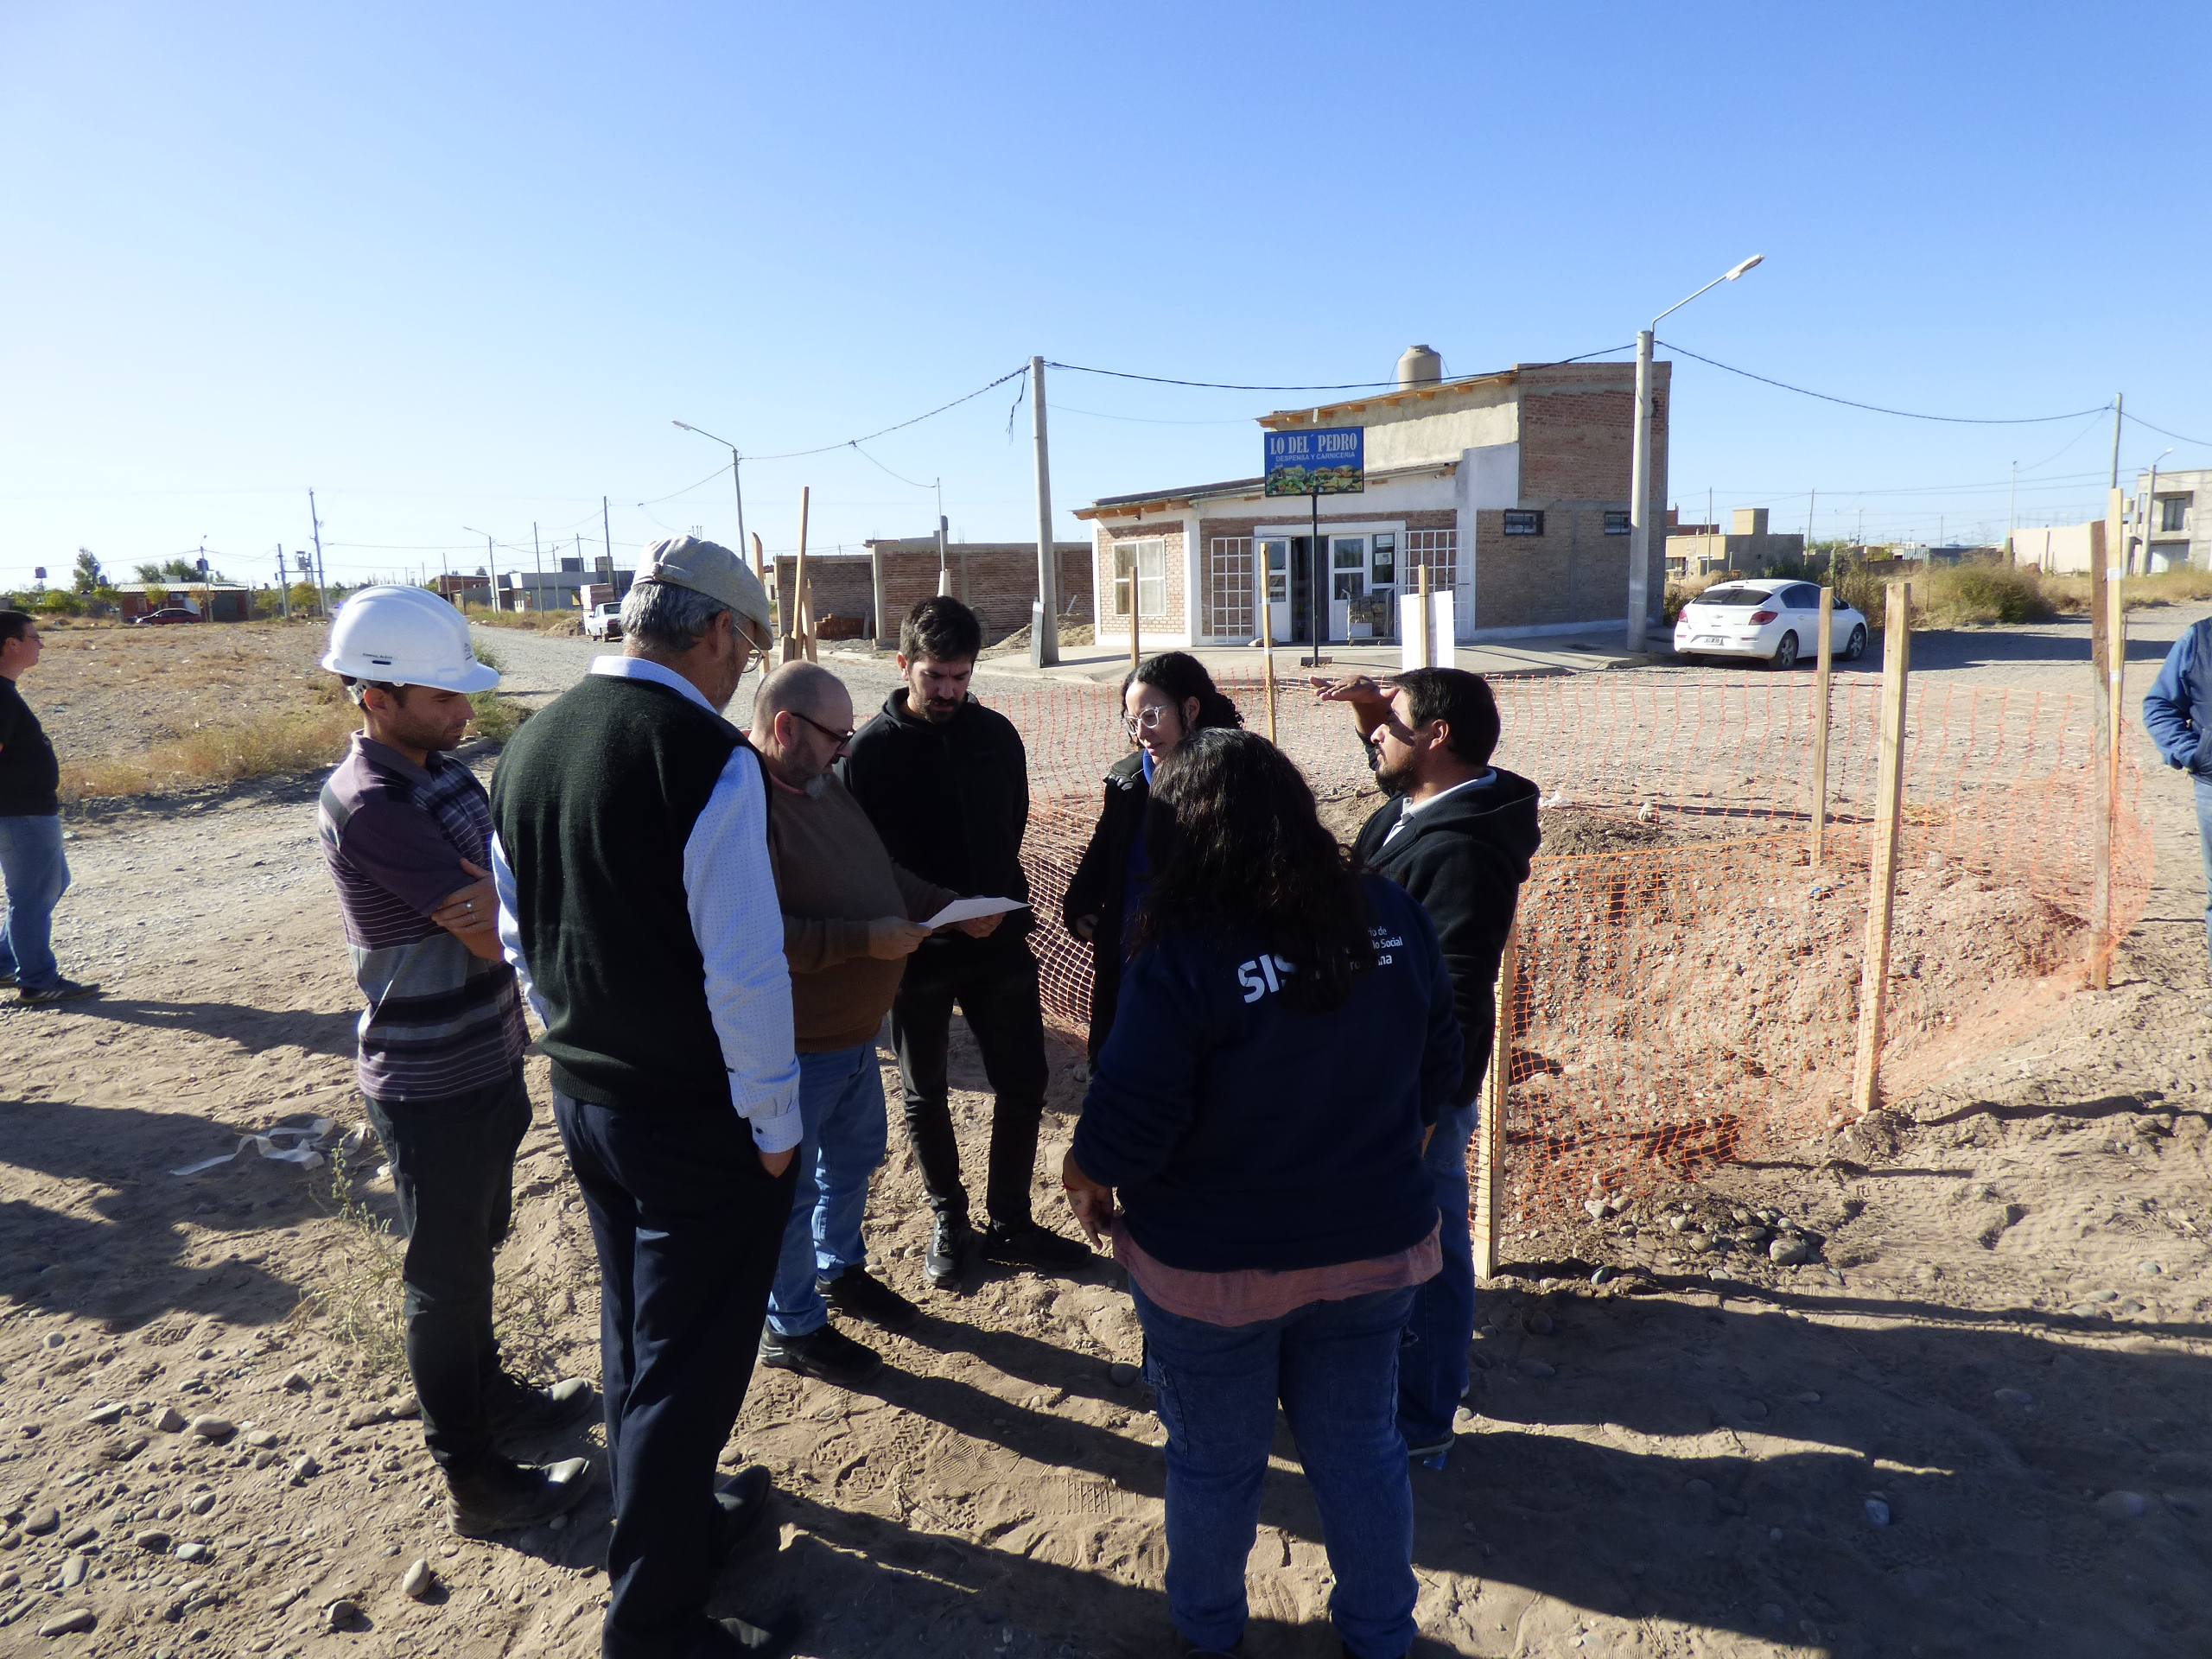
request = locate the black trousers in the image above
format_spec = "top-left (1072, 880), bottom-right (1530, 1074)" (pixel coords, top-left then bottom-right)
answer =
top-left (362, 1066), bottom-right (532, 1474)
top-left (555, 1090), bottom-right (796, 1659)
top-left (888, 933), bottom-right (1050, 1227)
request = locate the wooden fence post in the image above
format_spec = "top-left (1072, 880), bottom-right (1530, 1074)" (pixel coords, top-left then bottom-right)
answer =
top-left (1849, 582), bottom-right (1910, 1116)
top-left (1811, 585), bottom-right (1834, 866)
top-left (2089, 518), bottom-right (2112, 990)
top-left (783, 486), bottom-right (812, 665)
top-left (1473, 925), bottom-right (1518, 1281)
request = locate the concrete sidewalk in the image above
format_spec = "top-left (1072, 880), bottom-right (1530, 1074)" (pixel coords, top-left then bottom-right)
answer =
top-left (826, 630), bottom-right (1640, 687)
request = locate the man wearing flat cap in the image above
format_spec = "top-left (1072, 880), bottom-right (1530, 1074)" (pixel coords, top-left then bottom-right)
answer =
top-left (492, 537), bottom-right (799, 1657)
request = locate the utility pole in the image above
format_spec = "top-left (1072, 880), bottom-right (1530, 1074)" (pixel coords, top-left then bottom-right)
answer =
top-left (2007, 462), bottom-right (2018, 564)
top-left (602, 496), bottom-right (613, 576)
top-left (308, 489), bottom-right (330, 618)
top-left (2109, 393), bottom-right (2124, 493)
top-left (1626, 327), bottom-right (1655, 652)
top-left (533, 522), bottom-right (543, 613)
top-left (275, 546), bottom-right (290, 620)
top-left (936, 505), bottom-right (951, 598)
top-left (1030, 355), bottom-right (1060, 667)
top-left (1807, 488), bottom-right (1816, 553)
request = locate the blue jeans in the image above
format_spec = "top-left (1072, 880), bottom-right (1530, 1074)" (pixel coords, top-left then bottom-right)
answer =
top-left (1398, 1100), bottom-right (1478, 1452)
top-left (766, 1043), bottom-right (889, 1338)
top-left (0, 813), bottom-right (69, 992)
top-left (1132, 1279), bottom-right (1420, 1659)
top-left (2195, 778), bottom-right (2212, 966)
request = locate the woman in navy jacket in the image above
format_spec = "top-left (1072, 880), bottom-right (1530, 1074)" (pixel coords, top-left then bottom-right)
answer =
top-left (1063, 728), bottom-right (1461, 1659)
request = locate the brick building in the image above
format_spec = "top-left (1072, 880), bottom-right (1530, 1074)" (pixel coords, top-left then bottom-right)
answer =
top-left (1073, 356), bottom-right (1670, 648)
top-left (114, 582), bottom-right (255, 621)
top-left (771, 540), bottom-right (1091, 649)
top-left (1665, 507), bottom-right (1807, 579)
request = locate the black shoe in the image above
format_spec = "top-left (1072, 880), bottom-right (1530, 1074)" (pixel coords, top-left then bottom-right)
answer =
top-left (759, 1323), bottom-right (882, 1387)
top-left (18, 977), bottom-right (99, 1007)
top-left (690, 1609), bottom-right (800, 1656)
top-left (821, 1266), bottom-right (919, 1333)
top-left (714, 1465), bottom-right (772, 1562)
top-left (982, 1217), bottom-right (1094, 1270)
top-left (925, 1215), bottom-right (974, 1291)
top-left (444, 1454), bottom-right (593, 1536)
top-left (484, 1370), bottom-right (596, 1442)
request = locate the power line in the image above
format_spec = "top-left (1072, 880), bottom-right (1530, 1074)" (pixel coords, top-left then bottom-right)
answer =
top-left (1044, 346), bottom-right (1630, 396)
top-left (1657, 340), bottom-right (2111, 425)
top-left (2122, 410), bottom-right (2212, 449)
top-left (741, 365), bottom-right (1029, 461)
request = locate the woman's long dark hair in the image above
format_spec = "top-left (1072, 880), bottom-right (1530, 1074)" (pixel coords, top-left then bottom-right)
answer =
top-left (1130, 728), bottom-right (1376, 1011)
top-left (1122, 651), bottom-right (1243, 733)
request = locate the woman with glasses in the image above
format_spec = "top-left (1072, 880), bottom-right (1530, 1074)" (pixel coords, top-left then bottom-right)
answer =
top-left (1061, 652), bottom-right (1243, 1062)
top-left (1060, 728), bottom-right (1460, 1659)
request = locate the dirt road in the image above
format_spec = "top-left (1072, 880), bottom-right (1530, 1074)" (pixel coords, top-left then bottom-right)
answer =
top-left (2, 611), bottom-right (2209, 1657)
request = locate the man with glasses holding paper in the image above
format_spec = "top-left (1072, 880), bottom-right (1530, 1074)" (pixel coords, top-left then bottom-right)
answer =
top-left (747, 659), bottom-right (1007, 1382)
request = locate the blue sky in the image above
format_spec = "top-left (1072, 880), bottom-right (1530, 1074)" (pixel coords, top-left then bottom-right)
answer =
top-left (3, 1), bottom-right (2207, 590)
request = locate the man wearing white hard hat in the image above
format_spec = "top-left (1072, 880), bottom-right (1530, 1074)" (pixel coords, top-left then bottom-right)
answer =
top-left (490, 538), bottom-right (800, 1658)
top-left (316, 586), bottom-right (596, 1538)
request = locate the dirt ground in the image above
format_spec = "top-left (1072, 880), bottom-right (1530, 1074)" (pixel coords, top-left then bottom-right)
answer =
top-left (3, 611), bottom-right (2210, 1657)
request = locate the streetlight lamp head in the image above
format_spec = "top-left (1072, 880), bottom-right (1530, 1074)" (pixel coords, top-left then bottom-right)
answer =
top-left (1726, 254), bottom-right (1765, 281)
top-left (672, 421), bottom-right (691, 431)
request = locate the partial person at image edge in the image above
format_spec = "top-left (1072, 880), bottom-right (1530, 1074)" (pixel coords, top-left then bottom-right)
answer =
top-left (2142, 614), bottom-right (2212, 968)
top-left (315, 585), bottom-right (596, 1540)
top-left (0, 610), bottom-right (99, 1004)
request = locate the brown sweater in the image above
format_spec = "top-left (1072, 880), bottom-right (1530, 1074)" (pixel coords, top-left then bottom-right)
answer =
top-left (768, 771), bottom-right (957, 1052)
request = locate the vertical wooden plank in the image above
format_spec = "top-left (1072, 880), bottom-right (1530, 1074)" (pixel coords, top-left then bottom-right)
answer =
top-left (1849, 582), bottom-right (1911, 1116)
top-left (784, 486), bottom-right (812, 665)
top-left (1811, 585), bottom-right (1834, 867)
top-left (1474, 925), bottom-right (1518, 1281)
top-left (2089, 518), bottom-right (2113, 990)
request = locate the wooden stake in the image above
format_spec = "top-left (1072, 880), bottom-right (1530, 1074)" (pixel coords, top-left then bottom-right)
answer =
top-left (1811, 585), bottom-right (1834, 866)
top-left (750, 531), bottom-right (766, 585)
top-left (1417, 557), bottom-right (1435, 668)
top-left (1473, 925), bottom-right (1518, 1281)
top-left (1258, 539), bottom-right (1277, 743)
top-left (1129, 547), bottom-right (1141, 673)
top-left (1849, 582), bottom-right (1910, 1116)
top-left (785, 487), bottom-right (811, 665)
top-left (2089, 518), bottom-right (2112, 989)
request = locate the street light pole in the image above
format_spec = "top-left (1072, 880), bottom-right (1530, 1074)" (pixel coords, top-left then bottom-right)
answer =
top-left (672, 421), bottom-right (749, 575)
top-left (1627, 253), bottom-right (1764, 653)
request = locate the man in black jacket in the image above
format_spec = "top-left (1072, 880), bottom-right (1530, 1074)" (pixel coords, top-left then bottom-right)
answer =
top-left (1317, 666), bottom-right (1541, 1464)
top-left (842, 596), bottom-right (1090, 1290)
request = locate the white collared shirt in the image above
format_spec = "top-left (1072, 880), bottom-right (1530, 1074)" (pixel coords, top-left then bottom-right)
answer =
top-left (1381, 770), bottom-right (1497, 847)
top-left (492, 655), bottom-right (802, 1154)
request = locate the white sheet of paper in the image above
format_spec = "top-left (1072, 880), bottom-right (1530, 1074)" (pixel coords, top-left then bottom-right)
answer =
top-left (924, 896), bottom-right (1028, 929)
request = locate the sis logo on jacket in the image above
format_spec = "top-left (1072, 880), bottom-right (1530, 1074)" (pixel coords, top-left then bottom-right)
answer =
top-left (1236, 925), bottom-right (1408, 1001)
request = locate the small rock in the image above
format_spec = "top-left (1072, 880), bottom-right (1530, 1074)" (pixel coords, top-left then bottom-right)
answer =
top-left (1769, 1238), bottom-right (1811, 1266)
top-left (81, 1402), bottom-right (126, 1427)
top-left (42, 1333), bottom-right (66, 1350)
top-left (187, 1494), bottom-right (216, 1516)
top-left (60, 1525), bottom-right (96, 1549)
top-left (402, 1558), bottom-right (435, 1599)
top-left (99, 1435), bottom-right (149, 1464)
top-left (283, 1370), bottom-right (313, 1393)
top-left (1524, 1313), bottom-right (1555, 1336)
top-left (1864, 1497), bottom-right (1891, 1527)
top-left (2096, 1491), bottom-right (2149, 1521)
top-left (324, 1598), bottom-right (361, 1632)
top-left (1589, 1265), bottom-right (1613, 1286)
top-left (252, 1449), bottom-right (279, 1469)
top-left (1716, 1494), bottom-right (1748, 1516)
top-left (2139, 1261), bottom-right (2164, 1276)
top-left (1683, 1233), bottom-right (1715, 1255)
top-left (1760, 1602), bottom-right (1787, 1627)
top-left (37, 1609), bottom-right (98, 1637)
top-left (60, 1552), bottom-right (89, 1588)
top-left (136, 1529), bottom-right (174, 1554)
top-left (1107, 1362), bottom-right (1141, 1387)
top-left (2088, 1289), bottom-right (2120, 1303)
top-left (1583, 1198), bottom-right (1611, 1223)
top-left (1741, 1400), bottom-right (1769, 1421)
top-left (175, 1541), bottom-right (210, 1563)
top-left (186, 1415), bottom-right (234, 1443)
top-left (290, 1455), bottom-right (321, 1484)
top-left (155, 1407), bottom-right (188, 1433)
top-left (23, 1506), bottom-right (59, 1535)
top-left (1517, 1357), bottom-right (1555, 1379)
top-left (195, 1346), bottom-right (216, 1361)
top-left (0, 1528), bottom-right (18, 1550)
top-left (1993, 1388), bottom-right (2034, 1409)
top-left (1792, 1390), bottom-right (1822, 1405)
top-left (1685, 1478), bottom-right (1713, 1497)
top-left (245, 1430), bottom-right (280, 1450)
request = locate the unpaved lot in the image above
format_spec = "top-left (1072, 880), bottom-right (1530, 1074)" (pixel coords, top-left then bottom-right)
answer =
top-left (2, 611), bottom-right (2209, 1657)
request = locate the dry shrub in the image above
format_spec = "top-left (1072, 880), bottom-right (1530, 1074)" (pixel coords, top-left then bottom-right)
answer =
top-left (1916, 563), bottom-right (2057, 626)
top-left (464, 604), bottom-right (584, 636)
top-left (1662, 572), bottom-right (1723, 625)
top-left (2045, 566), bottom-right (2212, 613)
top-left (149, 702), bottom-right (359, 785)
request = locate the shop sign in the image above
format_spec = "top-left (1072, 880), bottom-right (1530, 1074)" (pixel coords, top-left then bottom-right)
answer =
top-left (1263, 427), bottom-right (1364, 497)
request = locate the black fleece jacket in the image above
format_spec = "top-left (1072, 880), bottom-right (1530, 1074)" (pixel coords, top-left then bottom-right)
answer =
top-left (1059, 749), bottom-right (1147, 1059)
top-left (841, 688), bottom-right (1033, 947)
top-left (1352, 767), bottom-right (1541, 1106)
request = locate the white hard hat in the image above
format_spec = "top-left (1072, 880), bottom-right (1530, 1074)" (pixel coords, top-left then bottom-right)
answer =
top-left (321, 586), bottom-right (500, 693)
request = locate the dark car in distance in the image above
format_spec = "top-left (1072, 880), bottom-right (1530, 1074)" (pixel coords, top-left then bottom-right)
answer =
top-left (135, 607), bottom-right (204, 626)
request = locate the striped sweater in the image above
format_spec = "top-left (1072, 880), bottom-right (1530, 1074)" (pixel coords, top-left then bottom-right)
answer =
top-left (318, 734), bottom-right (526, 1102)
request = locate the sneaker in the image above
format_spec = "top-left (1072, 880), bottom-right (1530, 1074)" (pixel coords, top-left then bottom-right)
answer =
top-left (18, 977), bottom-right (99, 1007)
top-left (759, 1323), bottom-right (882, 1387)
top-left (925, 1215), bottom-right (974, 1292)
top-left (982, 1217), bottom-right (1094, 1270)
top-left (484, 1370), bottom-right (596, 1442)
top-left (1404, 1433), bottom-right (1454, 1461)
top-left (696, 1609), bottom-right (800, 1655)
top-left (445, 1453), bottom-right (593, 1536)
top-left (715, 1465), bottom-right (773, 1562)
top-left (821, 1266), bottom-right (919, 1333)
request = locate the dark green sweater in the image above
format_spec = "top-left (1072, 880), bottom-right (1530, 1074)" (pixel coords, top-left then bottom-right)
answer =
top-left (491, 673), bottom-right (743, 1111)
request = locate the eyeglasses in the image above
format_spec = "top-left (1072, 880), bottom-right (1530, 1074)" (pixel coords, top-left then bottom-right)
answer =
top-left (790, 709), bottom-right (855, 747)
top-left (1122, 707), bottom-right (1175, 737)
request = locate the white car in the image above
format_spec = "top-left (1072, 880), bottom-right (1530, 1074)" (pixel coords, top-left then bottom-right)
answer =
top-left (1673, 579), bottom-right (1866, 669)
top-left (584, 602), bottom-right (622, 641)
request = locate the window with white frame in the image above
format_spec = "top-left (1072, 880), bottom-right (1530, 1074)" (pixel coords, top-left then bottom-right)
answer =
top-left (2160, 496), bottom-right (2189, 534)
top-left (1208, 537), bottom-right (1257, 639)
top-left (1404, 529), bottom-right (1458, 590)
top-left (1113, 538), bottom-right (1168, 619)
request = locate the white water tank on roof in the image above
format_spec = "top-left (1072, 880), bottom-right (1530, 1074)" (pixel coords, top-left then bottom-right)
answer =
top-left (1396, 344), bottom-right (1443, 388)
